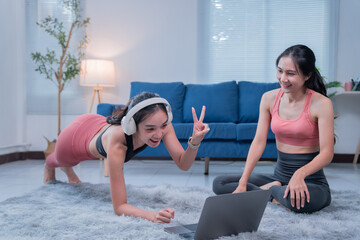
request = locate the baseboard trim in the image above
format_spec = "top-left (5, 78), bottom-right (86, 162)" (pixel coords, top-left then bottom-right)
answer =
top-left (0, 152), bottom-right (357, 164)
top-left (332, 154), bottom-right (358, 163)
top-left (0, 151), bottom-right (45, 165)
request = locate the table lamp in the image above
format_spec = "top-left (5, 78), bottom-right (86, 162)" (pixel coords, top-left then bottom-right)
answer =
top-left (80, 59), bottom-right (116, 113)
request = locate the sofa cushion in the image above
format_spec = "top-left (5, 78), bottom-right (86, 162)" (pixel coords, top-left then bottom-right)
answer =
top-left (173, 122), bottom-right (237, 140)
top-left (236, 123), bottom-right (276, 141)
top-left (206, 123), bottom-right (237, 140)
top-left (135, 139), bottom-right (277, 158)
top-left (130, 81), bottom-right (186, 123)
top-left (172, 123), bottom-right (193, 140)
top-left (183, 81), bottom-right (238, 123)
top-left (97, 103), bottom-right (124, 117)
top-left (238, 81), bottom-right (280, 123)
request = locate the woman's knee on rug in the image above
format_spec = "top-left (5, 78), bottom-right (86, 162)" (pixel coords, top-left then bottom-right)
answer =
top-left (301, 183), bottom-right (332, 212)
top-left (269, 185), bottom-right (331, 213)
top-left (45, 152), bottom-right (79, 168)
top-left (282, 198), bottom-right (329, 214)
top-left (212, 175), bottom-right (241, 194)
top-left (45, 152), bottom-right (60, 168)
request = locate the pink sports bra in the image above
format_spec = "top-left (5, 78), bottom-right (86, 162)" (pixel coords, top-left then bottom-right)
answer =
top-left (271, 89), bottom-right (319, 146)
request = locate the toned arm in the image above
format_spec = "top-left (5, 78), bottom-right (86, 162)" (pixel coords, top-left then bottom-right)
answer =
top-left (107, 130), bottom-right (158, 222)
top-left (106, 127), bottom-right (174, 223)
top-left (163, 106), bottom-right (210, 171)
top-left (296, 94), bottom-right (334, 177)
top-left (235, 91), bottom-right (275, 191)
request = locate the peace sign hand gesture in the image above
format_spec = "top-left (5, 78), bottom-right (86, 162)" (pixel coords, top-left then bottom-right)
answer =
top-left (190, 106), bottom-right (210, 146)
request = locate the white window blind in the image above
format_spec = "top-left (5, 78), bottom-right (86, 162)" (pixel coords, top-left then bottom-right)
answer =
top-left (25, 0), bottom-right (87, 114)
top-left (205, 0), bottom-right (338, 83)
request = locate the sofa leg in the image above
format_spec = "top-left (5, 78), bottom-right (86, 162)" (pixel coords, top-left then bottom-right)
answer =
top-left (203, 157), bottom-right (210, 175)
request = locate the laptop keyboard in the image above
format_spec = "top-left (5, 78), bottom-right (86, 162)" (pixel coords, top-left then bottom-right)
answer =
top-left (184, 223), bottom-right (198, 231)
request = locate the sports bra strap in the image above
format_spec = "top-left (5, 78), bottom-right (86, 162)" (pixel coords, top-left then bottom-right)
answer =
top-left (303, 89), bottom-right (314, 113)
top-left (272, 89), bottom-right (283, 115)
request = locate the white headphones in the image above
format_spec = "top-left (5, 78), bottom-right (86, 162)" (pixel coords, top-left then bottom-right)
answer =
top-left (121, 97), bottom-right (173, 135)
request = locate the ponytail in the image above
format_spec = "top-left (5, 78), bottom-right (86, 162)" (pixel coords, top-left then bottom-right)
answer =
top-left (305, 67), bottom-right (327, 97)
top-left (106, 98), bottom-right (133, 125)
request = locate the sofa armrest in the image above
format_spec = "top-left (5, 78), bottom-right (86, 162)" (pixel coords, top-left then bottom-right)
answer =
top-left (97, 103), bottom-right (125, 117)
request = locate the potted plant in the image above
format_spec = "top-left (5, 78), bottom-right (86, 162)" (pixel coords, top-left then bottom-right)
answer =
top-left (31, 0), bottom-right (90, 136)
top-left (325, 80), bottom-right (343, 98)
top-left (317, 67), bottom-right (343, 98)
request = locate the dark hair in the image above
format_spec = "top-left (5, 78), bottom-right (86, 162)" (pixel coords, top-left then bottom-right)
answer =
top-left (276, 44), bottom-right (327, 97)
top-left (106, 92), bottom-right (167, 125)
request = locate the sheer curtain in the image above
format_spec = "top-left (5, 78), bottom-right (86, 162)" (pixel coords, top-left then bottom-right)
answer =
top-left (25, 0), bottom-right (87, 115)
top-left (200, 0), bottom-right (339, 83)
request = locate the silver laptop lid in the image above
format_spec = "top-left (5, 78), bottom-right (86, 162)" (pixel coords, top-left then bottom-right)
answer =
top-left (194, 189), bottom-right (271, 240)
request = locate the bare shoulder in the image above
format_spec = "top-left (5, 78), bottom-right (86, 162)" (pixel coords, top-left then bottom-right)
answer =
top-left (262, 88), bottom-right (280, 108)
top-left (105, 126), bottom-right (128, 166)
top-left (263, 88), bottom-right (279, 99)
top-left (312, 91), bottom-right (333, 109)
top-left (107, 125), bottom-right (127, 150)
top-left (311, 91), bottom-right (334, 119)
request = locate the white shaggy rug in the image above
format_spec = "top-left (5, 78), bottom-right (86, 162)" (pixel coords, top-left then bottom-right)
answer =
top-left (0, 182), bottom-right (359, 240)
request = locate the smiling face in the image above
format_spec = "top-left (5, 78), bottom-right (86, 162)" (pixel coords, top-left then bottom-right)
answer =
top-left (276, 56), bottom-right (311, 93)
top-left (136, 108), bottom-right (169, 148)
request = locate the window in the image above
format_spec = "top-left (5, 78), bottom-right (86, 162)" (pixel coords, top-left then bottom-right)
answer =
top-left (199, 0), bottom-right (339, 83)
top-left (25, 0), bottom-right (87, 115)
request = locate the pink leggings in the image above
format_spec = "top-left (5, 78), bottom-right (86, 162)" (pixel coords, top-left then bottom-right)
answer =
top-left (46, 114), bottom-right (108, 168)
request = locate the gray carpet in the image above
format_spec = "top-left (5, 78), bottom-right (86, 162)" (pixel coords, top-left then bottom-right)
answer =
top-left (0, 182), bottom-right (359, 240)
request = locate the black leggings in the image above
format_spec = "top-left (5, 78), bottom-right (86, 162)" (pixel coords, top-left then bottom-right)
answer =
top-left (212, 151), bottom-right (331, 213)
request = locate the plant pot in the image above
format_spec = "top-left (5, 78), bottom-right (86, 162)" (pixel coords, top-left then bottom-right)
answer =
top-left (44, 136), bottom-right (56, 159)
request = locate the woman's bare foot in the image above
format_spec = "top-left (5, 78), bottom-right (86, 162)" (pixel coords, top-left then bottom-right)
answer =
top-left (260, 181), bottom-right (282, 190)
top-left (272, 198), bottom-right (290, 211)
top-left (43, 164), bottom-right (56, 183)
top-left (272, 198), bottom-right (281, 205)
top-left (60, 167), bottom-right (82, 183)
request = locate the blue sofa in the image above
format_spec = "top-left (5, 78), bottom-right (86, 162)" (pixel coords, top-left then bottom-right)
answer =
top-left (97, 81), bottom-right (280, 174)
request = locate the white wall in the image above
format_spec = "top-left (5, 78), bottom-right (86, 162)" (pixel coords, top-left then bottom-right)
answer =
top-left (26, 0), bottom-right (198, 150)
top-left (332, 93), bottom-right (360, 154)
top-left (332, 0), bottom-right (360, 154)
top-left (336, 0), bottom-right (360, 83)
top-left (84, 0), bottom-right (198, 105)
top-left (0, 1), bottom-right (28, 155)
top-left (1, 0), bottom-right (359, 154)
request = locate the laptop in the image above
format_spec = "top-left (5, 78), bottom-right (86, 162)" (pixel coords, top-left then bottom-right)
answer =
top-left (164, 189), bottom-right (271, 240)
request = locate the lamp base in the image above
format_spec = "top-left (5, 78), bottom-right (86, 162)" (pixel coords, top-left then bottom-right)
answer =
top-left (89, 87), bottom-right (103, 113)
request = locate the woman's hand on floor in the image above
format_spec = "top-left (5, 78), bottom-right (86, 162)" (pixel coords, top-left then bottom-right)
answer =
top-left (283, 170), bottom-right (310, 209)
top-left (153, 208), bottom-right (175, 223)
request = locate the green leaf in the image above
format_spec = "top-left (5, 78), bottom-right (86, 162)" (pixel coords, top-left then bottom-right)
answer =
top-left (325, 81), bottom-right (343, 89)
top-left (328, 92), bottom-right (337, 98)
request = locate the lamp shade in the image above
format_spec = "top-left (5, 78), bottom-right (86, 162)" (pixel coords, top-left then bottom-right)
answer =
top-left (80, 59), bottom-right (116, 87)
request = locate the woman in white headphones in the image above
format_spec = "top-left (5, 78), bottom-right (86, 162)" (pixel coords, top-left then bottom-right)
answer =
top-left (44, 91), bottom-right (210, 223)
